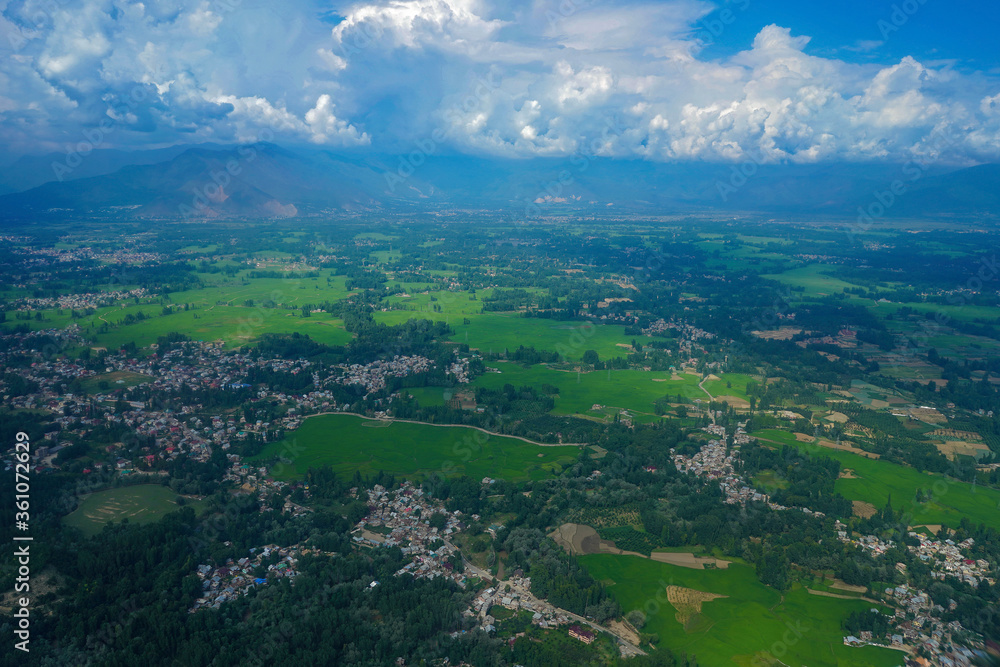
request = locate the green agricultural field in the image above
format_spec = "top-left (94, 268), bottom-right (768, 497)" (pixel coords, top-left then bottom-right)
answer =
top-left (474, 362), bottom-right (704, 415)
top-left (581, 554), bottom-right (901, 667)
top-left (254, 413), bottom-right (580, 482)
top-left (375, 289), bottom-right (491, 322)
top-left (702, 373), bottom-right (756, 400)
top-left (177, 244), bottom-right (219, 254)
top-left (451, 316), bottom-right (654, 362)
top-left (763, 264), bottom-right (860, 298)
top-left (369, 249), bottom-right (402, 263)
top-left (64, 484), bottom-right (203, 536)
top-left (375, 307), bottom-right (654, 362)
top-left (876, 300), bottom-right (1000, 326)
top-left (92, 306), bottom-right (353, 349)
top-left (755, 430), bottom-right (1000, 530)
top-left (168, 274), bottom-right (351, 308)
top-left (405, 386), bottom-right (450, 407)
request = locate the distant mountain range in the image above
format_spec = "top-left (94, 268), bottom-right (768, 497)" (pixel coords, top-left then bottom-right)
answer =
top-left (1, 142), bottom-right (997, 221)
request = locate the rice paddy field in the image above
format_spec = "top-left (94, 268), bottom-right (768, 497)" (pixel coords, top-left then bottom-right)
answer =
top-left (1, 271), bottom-right (356, 348)
top-left (762, 264), bottom-right (861, 298)
top-left (375, 303), bottom-right (656, 362)
top-left (755, 429), bottom-right (1000, 530)
top-left (253, 413), bottom-right (581, 482)
top-left (63, 484), bottom-right (203, 536)
top-left (91, 306), bottom-right (353, 349)
top-left (473, 362), bottom-right (707, 414)
top-left (763, 264), bottom-right (1000, 325)
top-left (581, 554), bottom-right (903, 667)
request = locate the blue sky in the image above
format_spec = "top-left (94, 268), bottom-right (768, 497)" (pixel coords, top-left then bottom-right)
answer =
top-left (1, 0), bottom-right (999, 164)
top-left (697, 0), bottom-right (1000, 71)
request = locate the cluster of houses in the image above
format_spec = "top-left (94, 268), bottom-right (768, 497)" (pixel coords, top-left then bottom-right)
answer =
top-left (641, 318), bottom-right (715, 342)
top-left (2, 331), bottom-right (460, 477)
top-left (8, 243), bottom-right (161, 267)
top-left (880, 584), bottom-right (978, 665)
top-left (10, 288), bottom-right (150, 312)
top-left (671, 426), bottom-right (822, 518)
top-left (189, 545), bottom-right (303, 612)
top-left (841, 532), bottom-right (896, 558)
top-left (221, 455), bottom-right (312, 518)
top-left (907, 536), bottom-right (995, 588)
top-left (835, 529), bottom-right (990, 663)
top-left (446, 355), bottom-right (471, 384)
top-left (332, 355), bottom-right (434, 396)
top-left (354, 483), bottom-right (468, 588)
top-left (468, 576), bottom-right (577, 635)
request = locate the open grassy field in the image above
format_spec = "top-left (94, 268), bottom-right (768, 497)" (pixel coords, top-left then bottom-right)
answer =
top-left (79, 371), bottom-right (154, 393)
top-left (376, 305), bottom-right (656, 362)
top-left (701, 373), bottom-right (756, 401)
top-left (253, 413), bottom-right (581, 482)
top-left (763, 264), bottom-right (860, 297)
top-left (92, 307), bottom-right (353, 349)
top-left (581, 554), bottom-right (902, 667)
top-left (763, 265), bottom-right (1000, 325)
top-left (452, 315), bottom-right (654, 361)
top-left (755, 429), bottom-right (1000, 530)
top-left (64, 484), bottom-right (202, 536)
top-left (169, 274), bottom-right (351, 308)
top-left (1, 271), bottom-right (356, 348)
top-left (474, 362), bottom-right (704, 414)
top-left (374, 289), bottom-right (491, 322)
top-left (405, 387), bottom-right (450, 407)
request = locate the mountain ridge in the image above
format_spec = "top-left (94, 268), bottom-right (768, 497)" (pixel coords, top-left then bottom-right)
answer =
top-left (0, 143), bottom-right (996, 221)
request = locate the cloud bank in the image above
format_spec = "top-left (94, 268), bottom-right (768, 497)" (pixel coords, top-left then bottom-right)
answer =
top-left (2, 0), bottom-right (999, 164)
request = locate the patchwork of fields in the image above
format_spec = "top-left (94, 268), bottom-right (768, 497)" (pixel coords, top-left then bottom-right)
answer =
top-left (581, 554), bottom-right (902, 667)
top-left (755, 430), bottom-right (1000, 530)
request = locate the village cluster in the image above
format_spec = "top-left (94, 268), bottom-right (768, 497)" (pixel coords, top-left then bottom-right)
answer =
top-left (353, 483), bottom-right (602, 645)
top-left (8, 243), bottom-right (161, 267)
top-left (329, 354), bottom-right (434, 396)
top-left (671, 424), bottom-right (822, 517)
top-left (841, 578), bottom-right (979, 667)
top-left (467, 574), bottom-right (581, 637)
top-left (189, 544), bottom-right (303, 612)
top-left (3, 332), bottom-right (459, 476)
top-left (10, 288), bottom-right (150, 312)
top-left (352, 482), bottom-right (468, 586)
top-left (641, 318), bottom-right (715, 342)
top-left (835, 529), bottom-right (992, 662)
